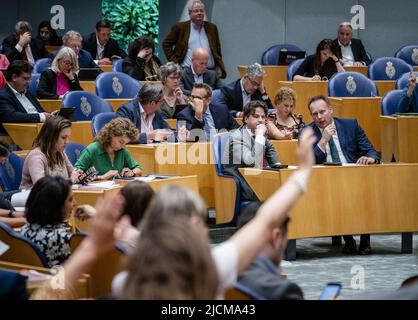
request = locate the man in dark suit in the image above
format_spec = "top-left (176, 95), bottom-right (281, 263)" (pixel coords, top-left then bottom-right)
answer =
top-left (0, 61), bottom-right (49, 135)
top-left (306, 95), bottom-right (380, 255)
top-left (162, 0), bottom-right (226, 79)
top-left (223, 101), bottom-right (280, 201)
top-left (219, 62), bottom-right (273, 118)
top-left (116, 82), bottom-right (172, 144)
top-left (177, 83), bottom-right (239, 141)
top-left (82, 20), bottom-right (127, 66)
top-left (2, 21), bottom-right (47, 66)
top-left (237, 202), bottom-right (304, 300)
top-left (49, 30), bottom-right (98, 69)
top-left (333, 22), bottom-right (371, 66)
top-left (180, 48), bottom-right (222, 95)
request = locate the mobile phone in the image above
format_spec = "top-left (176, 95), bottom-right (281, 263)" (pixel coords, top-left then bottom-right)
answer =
top-left (323, 162), bottom-right (342, 166)
top-left (320, 283), bottom-right (341, 300)
top-left (269, 163), bottom-right (289, 169)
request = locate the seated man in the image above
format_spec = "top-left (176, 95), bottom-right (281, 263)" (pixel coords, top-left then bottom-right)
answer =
top-left (180, 48), bottom-right (222, 95)
top-left (116, 82), bottom-right (172, 144)
top-left (82, 20), bottom-right (127, 66)
top-left (0, 61), bottom-right (50, 134)
top-left (236, 202), bottom-right (304, 300)
top-left (398, 72), bottom-right (418, 113)
top-left (177, 83), bottom-right (239, 141)
top-left (223, 100), bottom-right (280, 201)
top-left (218, 62), bottom-right (273, 117)
top-left (2, 21), bottom-right (47, 66)
top-left (333, 22), bottom-right (371, 66)
top-left (49, 30), bottom-right (98, 69)
top-left (306, 95), bottom-right (380, 255)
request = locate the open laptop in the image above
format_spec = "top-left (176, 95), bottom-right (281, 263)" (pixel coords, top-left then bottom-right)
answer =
top-left (278, 51), bottom-right (306, 66)
top-left (172, 104), bottom-right (189, 119)
top-left (77, 68), bottom-right (102, 81)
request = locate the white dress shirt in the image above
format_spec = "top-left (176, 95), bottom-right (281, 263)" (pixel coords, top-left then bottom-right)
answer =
top-left (182, 22), bottom-right (215, 69)
top-left (318, 120), bottom-right (348, 163)
top-left (7, 84), bottom-right (45, 122)
top-left (338, 40), bottom-right (355, 66)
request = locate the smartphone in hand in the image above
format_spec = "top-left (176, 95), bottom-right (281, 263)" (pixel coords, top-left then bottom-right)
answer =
top-left (320, 283), bottom-right (342, 300)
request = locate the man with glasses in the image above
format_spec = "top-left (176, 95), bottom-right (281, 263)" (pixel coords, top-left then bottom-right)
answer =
top-left (49, 30), bottom-right (98, 69)
top-left (176, 83), bottom-right (239, 141)
top-left (333, 22), bottom-right (371, 66)
top-left (223, 100), bottom-right (280, 201)
top-left (219, 62), bottom-right (273, 118)
top-left (162, 0), bottom-right (227, 79)
top-left (116, 82), bottom-right (172, 144)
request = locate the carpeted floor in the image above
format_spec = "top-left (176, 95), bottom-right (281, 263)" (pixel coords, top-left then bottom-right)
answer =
top-left (209, 227), bottom-right (418, 300)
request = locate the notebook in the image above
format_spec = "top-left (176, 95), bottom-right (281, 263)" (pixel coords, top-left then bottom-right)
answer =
top-left (278, 51), bottom-right (306, 66)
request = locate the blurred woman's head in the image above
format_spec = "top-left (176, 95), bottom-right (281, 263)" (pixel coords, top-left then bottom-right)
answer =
top-left (26, 176), bottom-right (74, 226)
top-left (120, 181), bottom-right (155, 227)
top-left (274, 87), bottom-right (296, 118)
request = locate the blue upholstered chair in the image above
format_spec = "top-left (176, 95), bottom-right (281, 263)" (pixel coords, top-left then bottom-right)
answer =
top-left (381, 90), bottom-right (403, 115)
top-left (211, 89), bottom-right (221, 104)
top-left (261, 44), bottom-right (304, 65)
top-left (0, 153), bottom-right (24, 192)
top-left (28, 73), bottom-right (40, 97)
top-left (395, 44), bottom-right (418, 66)
top-left (328, 72), bottom-right (378, 97)
top-left (95, 71), bottom-right (141, 99)
top-left (112, 59), bottom-right (124, 72)
top-left (91, 112), bottom-right (118, 136)
top-left (212, 132), bottom-right (250, 226)
top-left (286, 58), bottom-right (304, 80)
top-left (0, 221), bottom-right (49, 268)
top-left (64, 142), bottom-right (85, 165)
top-left (61, 91), bottom-right (113, 121)
top-left (396, 71), bottom-right (418, 90)
top-left (33, 58), bottom-right (51, 74)
top-left (368, 57), bottom-right (413, 81)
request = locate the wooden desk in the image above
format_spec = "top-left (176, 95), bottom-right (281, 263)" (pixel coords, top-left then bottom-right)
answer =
top-left (107, 99), bottom-right (130, 111)
top-left (166, 119), bottom-right (177, 129)
top-left (238, 65), bottom-right (287, 101)
top-left (39, 98), bottom-right (130, 112)
top-left (128, 143), bottom-right (214, 206)
top-left (100, 65), bottom-right (113, 72)
top-left (344, 66), bottom-right (368, 76)
top-left (44, 45), bottom-right (60, 53)
top-left (375, 80), bottom-right (396, 97)
top-left (80, 81), bottom-right (95, 94)
top-left (240, 164), bottom-right (418, 248)
top-left (328, 97), bottom-right (382, 150)
top-left (73, 175), bottom-right (199, 207)
top-left (381, 115), bottom-right (418, 163)
top-left (271, 139), bottom-right (298, 165)
top-left (414, 66), bottom-right (418, 72)
top-left (278, 81), bottom-right (328, 123)
top-left (3, 121), bottom-right (93, 150)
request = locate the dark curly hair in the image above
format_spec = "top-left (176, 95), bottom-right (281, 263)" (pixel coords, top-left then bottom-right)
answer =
top-left (128, 36), bottom-right (155, 60)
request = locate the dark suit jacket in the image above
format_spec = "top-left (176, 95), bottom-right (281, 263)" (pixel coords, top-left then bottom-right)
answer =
top-left (293, 54), bottom-right (338, 79)
top-left (176, 103), bottom-right (239, 140)
top-left (0, 84), bottom-right (45, 134)
top-left (223, 126), bottom-right (279, 201)
top-left (0, 270), bottom-right (29, 300)
top-left (122, 56), bottom-right (161, 81)
top-left (308, 117), bottom-right (380, 164)
top-left (82, 32), bottom-right (127, 60)
top-left (219, 79), bottom-right (273, 117)
top-left (333, 38), bottom-right (371, 65)
top-left (180, 66), bottom-right (222, 95)
top-left (37, 69), bottom-right (83, 99)
top-left (162, 20), bottom-right (226, 78)
top-left (116, 99), bottom-right (170, 144)
top-left (48, 49), bottom-right (98, 69)
top-left (238, 255), bottom-right (304, 300)
top-left (2, 34), bottom-right (47, 63)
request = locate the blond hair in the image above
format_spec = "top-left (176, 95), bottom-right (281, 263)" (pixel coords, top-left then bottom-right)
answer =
top-left (274, 87), bottom-right (296, 106)
top-left (50, 47), bottom-right (79, 73)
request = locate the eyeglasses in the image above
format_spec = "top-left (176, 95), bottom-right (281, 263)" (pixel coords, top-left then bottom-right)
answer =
top-left (61, 60), bottom-right (73, 67)
top-left (248, 78), bottom-right (262, 88)
top-left (167, 75), bottom-right (181, 80)
top-left (190, 95), bottom-right (206, 100)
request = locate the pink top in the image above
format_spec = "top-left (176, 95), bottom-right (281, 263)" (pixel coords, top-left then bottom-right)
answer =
top-left (56, 73), bottom-right (70, 96)
top-left (0, 54), bottom-right (9, 70)
top-left (20, 147), bottom-right (74, 190)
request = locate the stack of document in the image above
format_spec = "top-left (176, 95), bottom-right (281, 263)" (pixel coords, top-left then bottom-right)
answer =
top-left (72, 181), bottom-right (116, 190)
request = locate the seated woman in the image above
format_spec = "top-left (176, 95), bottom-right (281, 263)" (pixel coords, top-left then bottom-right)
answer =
top-left (293, 39), bottom-right (345, 81)
top-left (267, 87), bottom-right (305, 140)
top-left (159, 62), bottom-right (187, 119)
top-left (122, 36), bottom-right (161, 81)
top-left (36, 47), bottom-right (83, 99)
top-left (21, 176), bottom-right (74, 267)
top-left (20, 116), bottom-right (82, 190)
top-left (74, 118), bottom-right (142, 180)
top-left (36, 20), bottom-right (62, 47)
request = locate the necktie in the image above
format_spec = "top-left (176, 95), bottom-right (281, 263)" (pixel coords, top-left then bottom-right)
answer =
top-left (328, 136), bottom-right (341, 163)
top-left (203, 112), bottom-right (211, 140)
top-left (21, 47), bottom-right (28, 62)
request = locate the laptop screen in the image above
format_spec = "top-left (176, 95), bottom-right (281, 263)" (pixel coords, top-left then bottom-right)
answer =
top-left (278, 51), bottom-right (306, 66)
